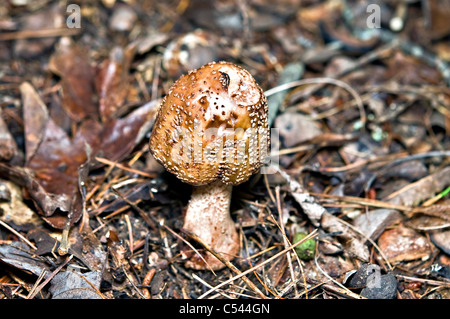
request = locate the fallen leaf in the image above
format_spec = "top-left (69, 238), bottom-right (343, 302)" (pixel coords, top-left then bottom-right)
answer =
top-left (321, 212), bottom-right (369, 262)
top-left (0, 164), bottom-right (72, 223)
top-left (384, 51), bottom-right (443, 85)
top-left (430, 229), bottom-right (450, 255)
top-left (20, 82), bottom-right (49, 164)
top-left (0, 242), bottom-right (51, 278)
top-left (0, 180), bottom-right (41, 228)
top-left (67, 223), bottom-right (107, 272)
top-left (49, 270), bottom-right (103, 299)
top-left (384, 166), bottom-right (450, 207)
top-left (96, 100), bottom-right (158, 163)
top-left (406, 215), bottom-right (450, 231)
top-left (274, 112), bottom-right (322, 148)
top-left (308, 254), bottom-right (355, 281)
top-left (95, 45), bottom-right (135, 121)
top-left (27, 228), bottom-right (58, 256)
top-left (353, 209), bottom-right (401, 240)
top-left (378, 226), bottom-right (431, 264)
top-left (0, 112), bottom-right (18, 161)
top-left (18, 82), bottom-right (90, 228)
top-left (49, 38), bottom-right (98, 122)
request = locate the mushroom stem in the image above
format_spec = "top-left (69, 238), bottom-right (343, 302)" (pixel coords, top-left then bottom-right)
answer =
top-left (183, 180), bottom-right (240, 270)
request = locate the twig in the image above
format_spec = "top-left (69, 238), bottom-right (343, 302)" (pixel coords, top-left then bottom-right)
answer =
top-left (198, 229), bottom-right (318, 299)
top-left (57, 219), bottom-right (71, 255)
top-left (26, 270), bottom-right (47, 299)
top-left (275, 186), bottom-right (300, 298)
top-left (0, 220), bottom-right (37, 250)
top-left (95, 156), bottom-right (155, 178)
top-left (313, 255), bottom-right (365, 299)
top-left (264, 77), bottom-right (366, 128)
top-left (111, 186), bottom-right (214, 272)
top-left (142, 268), bottom-right (156, 299)
top-left (192, 274), bottom-right (235, 299)
top-left (124, 214), bottom-right (134, 255)
top-left (395, 274), bottom-right (450, 287)
top-left (76, 272), bottom-right (107, 299)
top-left (183, 229), bottom-right (267, 299)
top-left (123, 268), bottom-right (146, 299)
top-left (0, 28), bottom-right (80, 41)
top-left (312, 192), bottom-right (411, 212)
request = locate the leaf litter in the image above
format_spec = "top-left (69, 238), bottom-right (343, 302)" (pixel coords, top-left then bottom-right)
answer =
top-left (0, 0), bottom-right (449, 300)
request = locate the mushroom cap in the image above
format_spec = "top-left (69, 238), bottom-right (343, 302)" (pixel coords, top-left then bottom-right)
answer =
top-left (150, 61), bottom-right (269, 186)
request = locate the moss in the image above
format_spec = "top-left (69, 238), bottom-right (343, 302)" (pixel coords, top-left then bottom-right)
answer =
top-left (293, 232), bottom-right (316, 260)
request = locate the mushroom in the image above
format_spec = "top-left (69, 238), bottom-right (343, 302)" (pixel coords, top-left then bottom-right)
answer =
top-left (150, 61), bottom-right (269, 270)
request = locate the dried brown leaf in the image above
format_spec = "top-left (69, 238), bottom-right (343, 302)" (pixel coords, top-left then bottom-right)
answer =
top-left (18, 82), bottom-right (91, 228)
top-left (49, 38), bottom-right (97, 122)
top-left (378, 226), bottom-right (432, 264)
top-left (95, 46), bottom-right (135, 122)
top-left (0, 112), bottom-right (18, 161)
top-left (96, 100), bottom-right (158, 162)
top-left (0, 242), bottom-right (51, 278)
top-left (384, 166), bottom-right (450, 207)
top-left (20, 82), bottom-right (49, 164)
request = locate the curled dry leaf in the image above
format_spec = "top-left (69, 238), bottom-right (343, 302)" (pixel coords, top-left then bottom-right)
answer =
top-left (0, 163), bottom-right (72, 224)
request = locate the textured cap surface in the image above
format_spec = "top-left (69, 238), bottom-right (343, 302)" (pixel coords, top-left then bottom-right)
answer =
top-left (150, 61), bottom-right (269, 185)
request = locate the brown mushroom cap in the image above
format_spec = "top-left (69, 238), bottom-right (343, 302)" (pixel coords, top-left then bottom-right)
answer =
top-left (150, 61), bottom-right (269, 186)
